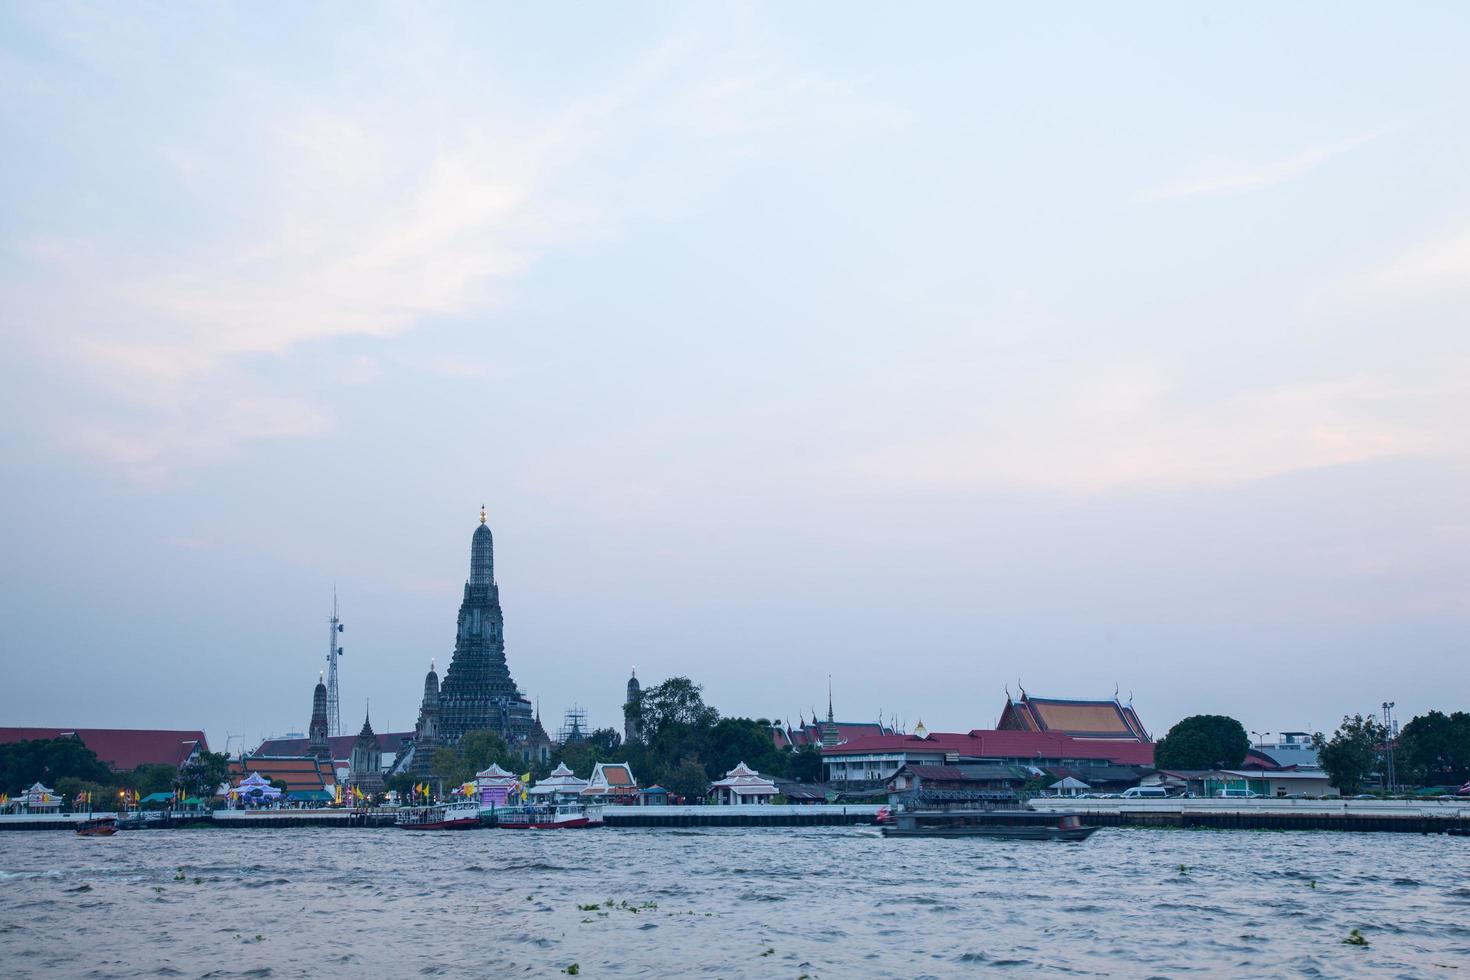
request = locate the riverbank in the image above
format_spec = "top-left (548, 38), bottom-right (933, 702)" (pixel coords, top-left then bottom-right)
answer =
top-left (3, 799), bottom-right (1467, 833)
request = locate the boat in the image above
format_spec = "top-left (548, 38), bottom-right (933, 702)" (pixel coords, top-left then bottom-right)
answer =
top-left (75, 816), bottom-right (117, 837)
top-left (881, 807), bottom-right (1098, 841)
top-left (395, 800), bottom-right (481, 831)
top-left (492, 802), bottom-right (603, 829)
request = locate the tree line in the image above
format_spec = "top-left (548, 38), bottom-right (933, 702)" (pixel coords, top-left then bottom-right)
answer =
top-left (0, 737), bottom-right (231, 805)
top-left (1152, 709), bottom-right (1470, 795)
top-left (402, 676), bottom-right (824, 802)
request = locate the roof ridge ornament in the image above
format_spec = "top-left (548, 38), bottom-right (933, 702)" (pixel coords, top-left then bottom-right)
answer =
top-left (479, 503), bottom-right (487, 524)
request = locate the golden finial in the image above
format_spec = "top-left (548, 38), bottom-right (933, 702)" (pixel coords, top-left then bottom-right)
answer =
top-left (479, 503), bottom-right (487, 524)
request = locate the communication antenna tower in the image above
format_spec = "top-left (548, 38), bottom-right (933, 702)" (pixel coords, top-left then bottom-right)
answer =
top-left (326, 590), bottom-right (345, 736)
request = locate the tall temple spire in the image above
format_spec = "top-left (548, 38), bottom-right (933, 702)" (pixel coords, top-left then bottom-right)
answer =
top-left (469, 506), bottom-right (494, 586)
top-left (422, 508), bottom-right (532, 768)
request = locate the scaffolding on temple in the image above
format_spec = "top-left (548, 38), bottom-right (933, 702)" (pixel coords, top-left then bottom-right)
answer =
top-left (557, 706), bottom-right (588, 746)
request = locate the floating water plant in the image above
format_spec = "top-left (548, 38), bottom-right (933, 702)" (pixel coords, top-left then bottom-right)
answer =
top-left (564, 965), bottom-right (580, 975)
top-left (1178, 864), bottom-right (1188, 875)
top-left (1343, 929), bottom-right (1369, 947)
top-left (760, 948), bottom-right (775, 957)
top-left (577, 903), bottom-right (601, 912)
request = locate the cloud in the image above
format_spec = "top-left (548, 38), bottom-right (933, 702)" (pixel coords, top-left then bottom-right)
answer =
top-left (1136, 131), bottom-right (1380, 203)
top-left (1368, 224), bottom-right (1470, 297)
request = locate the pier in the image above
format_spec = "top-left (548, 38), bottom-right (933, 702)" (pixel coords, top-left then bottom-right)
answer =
top-left (1027, 798), bottom-right (1470, 835)
top-left (601, 804), bottom-right (882, 828)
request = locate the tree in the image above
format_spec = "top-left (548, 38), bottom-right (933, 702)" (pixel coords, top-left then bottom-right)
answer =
top-left (177, 751), bottom-right (230, 801)
top-left (660, 756), bottom-right (711, 803)
top-left (129, 763), bottom-right (180, 797)
top-left (1153, 715), bottom-right (1250, 771)
top-left (0, 737), bottom-right (114, 791)
top-left (705, 717), bottom-right (786, 781)
top-left (432, 730), bottom-right (521, 788)
top-left (785, 745), bottom-right (824, 784)
top-left (1313, 714), bottom-right (1387, 795)
top-left (1397, 710), bottom-right (1470, 786)
top-left (631, 677), bottom-right (720, 746)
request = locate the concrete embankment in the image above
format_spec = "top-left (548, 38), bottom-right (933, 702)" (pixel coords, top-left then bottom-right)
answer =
top-left (602, 804), bottom-right (882, 828)
top-left (1028, 798), bottom-right (1470, 835)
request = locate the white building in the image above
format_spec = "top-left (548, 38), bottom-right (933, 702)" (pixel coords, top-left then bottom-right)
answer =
top-left (710, 762), bottom-right (778, 805)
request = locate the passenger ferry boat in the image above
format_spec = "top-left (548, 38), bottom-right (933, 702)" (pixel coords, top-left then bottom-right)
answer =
top-left (395, 800), bottom-right (481, 831)
top-left (881, 807), bottom-right (1097, 841)
top-left (492, 802), bottom-right (603, 829)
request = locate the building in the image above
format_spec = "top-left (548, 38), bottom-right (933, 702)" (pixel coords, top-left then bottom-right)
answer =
top-left (0, 728), bottom-right (209, 771)
top-left (528, 762), bottom-right (588, 802)
top-left (307, 674), bottom-right (331, 761)
top-left (520, 708), bottom-right (553, 766)
top-left (710, 762), bottom-right (778, 805)
top-left (997, 690), bottom-right (1151, 742)
top-left (3, 782), bottom-right (60, 814)
top-left (770, 689), bottom-right (897, 751)
top-left (1250, 732), bottom-right (1321, 769)
top-left (1144, 768), bottom-right (1338, 798)
top-left (822, 729), bottom-right (1155, 787)
top-left (434, 508), bottom-right (535, 746)
top-left (251, 730), bottom-right (413, 776)
top-left (623, 668), bottom-right (640, 745)
top-left (227, 756), bottom-right (336, 795)
top-left (582, 762), bottom-right (638, 803)
top-left (402, 509), bottom-right (535, 773)
top-left (474, 763), bottom-right (521, 808)
top-left (886, 763), bottom-right (1027, 808)
top-left (347, 713), bottom-right (385, 795)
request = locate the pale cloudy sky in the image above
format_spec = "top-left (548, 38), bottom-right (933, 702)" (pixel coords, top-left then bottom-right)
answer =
top-left (2, 4), bottom-right (1467, 752)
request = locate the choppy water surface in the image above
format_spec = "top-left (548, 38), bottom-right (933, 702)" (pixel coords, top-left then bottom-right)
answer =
top-left (1, 826), bottom-right (1467, 977)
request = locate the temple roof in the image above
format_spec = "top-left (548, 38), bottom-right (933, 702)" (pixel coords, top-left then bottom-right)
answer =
top-left (997, 694), bottom-right (1150, 742)
top-left (253, 732), bottom-right (411, 761)
top-left (228, 756), bottom-right (335, 792)
top-left (0, 727), bottom-right (208, 770)
top-left (823, 730), bottom-right (1155, 767)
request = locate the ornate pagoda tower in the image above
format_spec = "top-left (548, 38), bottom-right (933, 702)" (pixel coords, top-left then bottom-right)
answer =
top-left (308, 673), bottom-right (331, 761)
top-left (348, 710), bottom-right (384, 795)
top-left (433, 506), bottom-right (534, 748)
top-left (623, 667), bottom-right (641, 745)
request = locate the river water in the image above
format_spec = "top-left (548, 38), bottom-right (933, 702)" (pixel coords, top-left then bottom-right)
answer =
top-left (1, 826), bottom-right (1467, 977)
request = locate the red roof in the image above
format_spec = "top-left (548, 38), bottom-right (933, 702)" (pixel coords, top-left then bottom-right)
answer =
top-left (0, 728), bottom-right (208, 770)
top-left (228, 757), bottom-right (335, 792)
top-left (822, 730), bottom-right (1154, 767)
top-left (252, 732), bottom-right (412, 761)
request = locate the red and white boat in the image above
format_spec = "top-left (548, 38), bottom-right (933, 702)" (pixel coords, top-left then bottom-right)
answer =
top-left (493, 803), bottom-right (602, 829)
top-left (395, 800), bottom-right (481, 831)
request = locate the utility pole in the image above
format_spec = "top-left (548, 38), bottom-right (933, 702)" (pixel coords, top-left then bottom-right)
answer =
top-left (1381, 701), bottom-right (1396, 793)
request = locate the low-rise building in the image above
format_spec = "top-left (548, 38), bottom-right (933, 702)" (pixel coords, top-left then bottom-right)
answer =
top-left (0, 728), bottom-right (209, 771)
top-left (1143, 768), bottom-right (1338, 798)
top-left (710, 762), bottom-right (778, 805)
top-left (529, 762), bottom-right (588, 802)
top-left (887, 764), bottom-right (1027, 808)
top-left (823, 730), bottom-right (1154, 788)
top-left (581, 762), bottom-right (637, 803)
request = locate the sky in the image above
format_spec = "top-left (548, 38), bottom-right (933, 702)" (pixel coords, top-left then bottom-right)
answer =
top-left (2, 4), bottom-right (1468, 755)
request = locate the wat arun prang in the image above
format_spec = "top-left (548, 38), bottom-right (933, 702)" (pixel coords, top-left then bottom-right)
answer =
top-left (404, 507), bottom-right (536, 775)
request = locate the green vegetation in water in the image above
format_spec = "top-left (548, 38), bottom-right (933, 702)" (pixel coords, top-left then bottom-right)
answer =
top-left (1309, 880), bottom-right (1316, 889)
top-left (761, 948), bottom-right (775, 957)
top-left (1178, 864), bottom-right (1188, 875)
top-left (577, 903), bottom-right (601, 912)
top-left (1343, 929), bottom-right (1369, 947)
top-left (564, 965), bottom-right (580, 976)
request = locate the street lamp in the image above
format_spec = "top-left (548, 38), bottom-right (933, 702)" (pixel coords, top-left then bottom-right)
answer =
top-left (1251, 731), bottom-right (1271, 749)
